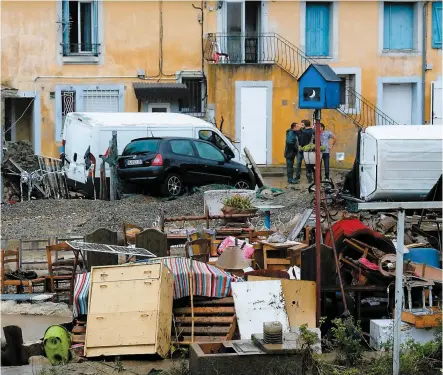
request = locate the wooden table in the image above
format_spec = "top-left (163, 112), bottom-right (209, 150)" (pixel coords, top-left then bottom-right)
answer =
top-left (259, 241), bottom-right (305, 270)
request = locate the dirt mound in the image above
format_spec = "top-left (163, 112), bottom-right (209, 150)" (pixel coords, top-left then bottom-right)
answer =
top-left (3, 141), bottom-right (40, 172)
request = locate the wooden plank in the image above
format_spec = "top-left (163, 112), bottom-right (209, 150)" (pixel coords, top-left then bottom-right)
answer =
top-left (174, 306), bottom-right (235, 315)
top-left (266, 258), bottom-right (291, 265)
top-left (401, 310), bottom-right (442, 328)
top-left (72, 334), bottom-right (85, 343)
top-left (193, 297), bottom-right (234, 306)
top-left (243, 147), bottom-right (265, 188)
top-left (181, 336), bottom-right (227, 343)
top-left (176, 326), bottom-right (231, 335)
top-left (175, 316), bottom-right (234, 324)
top-left (281, 280), bottom-right (316, 329)
top-left (53, 159), bottom-right (65, 198)
top-left (155, 263), bottom-right (174, 358)
top-left (226, 316), bottom-right (236, 341)
top-left (72, 326), bottom-right (86, 334)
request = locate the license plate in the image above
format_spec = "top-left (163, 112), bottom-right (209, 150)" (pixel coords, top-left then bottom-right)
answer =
top-left (127, 159), bottom-right (143, 166)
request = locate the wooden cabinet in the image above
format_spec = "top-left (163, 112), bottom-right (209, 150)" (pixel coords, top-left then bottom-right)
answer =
top-left (85, 263), bottom-right (173, 358)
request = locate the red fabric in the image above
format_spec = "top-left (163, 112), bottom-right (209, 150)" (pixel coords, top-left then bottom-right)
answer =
top-left (358, 257), bottom-right (379, 271)
top-left (325, 218), bottom-right (395, 254)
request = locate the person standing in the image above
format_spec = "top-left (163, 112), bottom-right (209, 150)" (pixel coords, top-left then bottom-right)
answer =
top-left (284, 122), bottom-right (299, 184)
top-left (294, 119), bottom-right (315, 183)
top-left (320, 123), bottom-right (337, 181)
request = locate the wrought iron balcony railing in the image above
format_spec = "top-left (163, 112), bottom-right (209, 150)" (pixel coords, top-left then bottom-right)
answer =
top-left (61, 43), bottom-right (101, 57)
top-left (204, 33), bottom-right (397, 127)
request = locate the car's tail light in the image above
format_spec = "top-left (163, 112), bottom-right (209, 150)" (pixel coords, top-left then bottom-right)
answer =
top-left (151, 154), bottom-right (163, 166)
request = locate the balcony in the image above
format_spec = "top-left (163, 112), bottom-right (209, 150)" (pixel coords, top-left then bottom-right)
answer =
top-left (205, 33), bottom-right (397, 127)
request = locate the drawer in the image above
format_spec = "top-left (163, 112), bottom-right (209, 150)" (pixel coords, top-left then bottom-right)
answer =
top-left (91, 263), bottom-right (161, 283)
top-left (89, 279), bottom-right (160, 314)
top-left (86, 311), bottom-right (157, 348)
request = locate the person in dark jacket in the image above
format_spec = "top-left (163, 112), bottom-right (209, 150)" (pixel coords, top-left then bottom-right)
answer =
top-left (294, 119), bottom-right (315, 183)
top-left (284, 122), bottom-right (299, 184)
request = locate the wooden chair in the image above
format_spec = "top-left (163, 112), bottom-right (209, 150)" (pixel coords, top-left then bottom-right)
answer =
top-left (185, 239), bottom-right (211, 263)
top-left (46, 242), bottom-right (80, 305)
top-left (1, 249), bottom-right (45, 294)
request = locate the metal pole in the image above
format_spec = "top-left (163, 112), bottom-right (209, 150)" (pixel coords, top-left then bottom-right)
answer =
top-left (314, 109), bottom-right (322, 325)
top-left (393, 209), bottom-right (405, 375)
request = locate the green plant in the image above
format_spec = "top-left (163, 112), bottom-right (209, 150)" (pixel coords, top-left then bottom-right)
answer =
top-left (113, 356), bottom-right (125, 373)
top-left (301, 144), bottom-right (327, 152)
top-left (223, 194), bottom-right (253, 210)
top-left (326, 317), bottom-right (364, 367)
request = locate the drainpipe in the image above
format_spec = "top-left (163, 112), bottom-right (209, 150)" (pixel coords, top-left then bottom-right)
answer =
top-left (422, 1), bottom-right (430, 125)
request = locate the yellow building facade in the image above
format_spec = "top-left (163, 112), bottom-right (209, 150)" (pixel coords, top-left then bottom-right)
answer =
top-left (2, 0), bottom-right (442, 168)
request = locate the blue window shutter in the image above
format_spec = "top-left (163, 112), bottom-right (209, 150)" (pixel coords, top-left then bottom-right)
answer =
top-left (433, 2), bottom-right (442, 49)
top-left (93, 0), bottom-right (99, 54)
top-left (306, 3), bottom-right (330, 56)
top-left (384, 3), bottom-right (414, 50)
top-left (62, 0), bottom-right (70, 54)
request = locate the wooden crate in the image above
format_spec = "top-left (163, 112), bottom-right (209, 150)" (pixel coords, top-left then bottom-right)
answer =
top-left (84, 263), bottom-right (173, 358)
top-left (173, 297), bottom-right (237, 345)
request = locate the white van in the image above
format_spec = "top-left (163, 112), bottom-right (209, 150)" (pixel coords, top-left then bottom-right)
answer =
top-left (61, 112), bottom-right (243, 194)
top-left (358, 125), bottom-right (442, 201)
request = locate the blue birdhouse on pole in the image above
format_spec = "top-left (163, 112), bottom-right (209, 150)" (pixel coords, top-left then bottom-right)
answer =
top-left (297, 64), bottom-right (341, 110)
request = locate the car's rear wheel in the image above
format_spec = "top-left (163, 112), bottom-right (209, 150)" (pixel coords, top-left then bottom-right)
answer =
top-left (161, 173), bottom-right (183, 197)
top-left (234, 179), bottom-right (252, 190)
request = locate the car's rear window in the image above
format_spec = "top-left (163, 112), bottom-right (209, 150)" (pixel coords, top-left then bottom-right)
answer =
top-left (122, 139), bottom-right (160, 155)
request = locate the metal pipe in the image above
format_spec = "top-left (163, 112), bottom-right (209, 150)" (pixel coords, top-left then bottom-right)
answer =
top-left (422, 1), bottom-right (430, 124)
top-left (393, 209), bottom-right (405, 375)
top-left (314, 109), bottom-right (322, 325)
top-left (163, 213), bottom-right (258, 222)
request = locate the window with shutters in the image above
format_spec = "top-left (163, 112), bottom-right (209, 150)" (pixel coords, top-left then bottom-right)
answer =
top-left (383, 2), bottom-right (415, 51)
top-left (56, 85), bottom-right (124, 141)
top-left (305, 2), bottom-right (331, 57)
top-left (83, 90), bottom-right (120, 112)
top-left (432, 1), bottom-right (442, 49)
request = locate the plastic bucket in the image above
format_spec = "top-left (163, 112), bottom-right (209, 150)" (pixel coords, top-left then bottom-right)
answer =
top-left (404, 248), bottom-right (440, 268)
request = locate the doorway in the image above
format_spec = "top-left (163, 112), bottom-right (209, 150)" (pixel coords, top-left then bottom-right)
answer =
top-left (224, 1), bottom-right (262, 63)
top-left (4, 98), bottom-right (34, 145)
top-left (382, 83), bottom-right (413, 125)
top-left (235, 81), bottom-right (273, 165)
top-left (147, 103), bottom-right (171, 113)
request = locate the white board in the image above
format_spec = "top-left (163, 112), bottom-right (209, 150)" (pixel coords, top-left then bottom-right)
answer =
top-left (232, 280), bottom-right (290, 340)
top-left (240, 87), bottom-right (267, 164)
top-left (382, 83), bottom-right (412, 125)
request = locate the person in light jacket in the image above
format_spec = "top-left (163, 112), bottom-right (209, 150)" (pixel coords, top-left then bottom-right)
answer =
top-left (284, 122), bottom-right (299, 184)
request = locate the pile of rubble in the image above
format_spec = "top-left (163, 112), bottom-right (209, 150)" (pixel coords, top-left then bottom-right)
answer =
top-left (2, 141), bottom-right (41, 202)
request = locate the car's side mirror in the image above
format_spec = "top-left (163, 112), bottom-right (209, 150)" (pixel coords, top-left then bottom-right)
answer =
top-left (224, 153), bottom-right (232, 161)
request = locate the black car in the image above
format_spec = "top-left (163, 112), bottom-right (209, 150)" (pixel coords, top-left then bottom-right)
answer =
top-left (117, 137), bottom-right (256, 196)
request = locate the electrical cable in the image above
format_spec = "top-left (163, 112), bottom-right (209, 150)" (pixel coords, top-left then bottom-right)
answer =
top-left (4, 97), bottom-right (35, 135)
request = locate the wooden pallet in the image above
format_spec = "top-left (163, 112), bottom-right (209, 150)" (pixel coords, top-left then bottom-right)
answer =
top-left (172, 297), bottom-right (237, 345)
top-left (71, 320), bottom-right (86, 344)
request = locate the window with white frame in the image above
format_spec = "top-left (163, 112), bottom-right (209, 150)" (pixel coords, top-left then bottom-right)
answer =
top-left (338, 74), bottom-right (356, 110)
top-left (177, 72), bottom-right (206, 117)
top-left (62, 0), bottom-right (99, 56)
top-left (83, 90), bottom-right (120, 112)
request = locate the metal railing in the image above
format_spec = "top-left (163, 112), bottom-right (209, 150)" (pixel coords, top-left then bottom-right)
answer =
top-left (204, 33), bottom-right (398, 127)
top-left (61, 43), bottom-right (101, 57)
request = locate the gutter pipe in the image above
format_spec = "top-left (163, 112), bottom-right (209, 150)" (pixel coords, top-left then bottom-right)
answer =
top-left (422, 1), bottom-right (430, 124)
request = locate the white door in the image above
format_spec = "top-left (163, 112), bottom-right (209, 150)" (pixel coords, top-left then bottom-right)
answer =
top-left (431, 80), bottom-right (442, 125)
top-left (359, 133), bottom-right (377, 200)
top-left (382, 83), bottom-right (413, 125)
top-left (240, 87), bottom-right (267, 164)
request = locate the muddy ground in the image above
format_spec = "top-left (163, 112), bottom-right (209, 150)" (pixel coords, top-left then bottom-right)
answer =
top-left (1, 184), bottom-right (312, 240)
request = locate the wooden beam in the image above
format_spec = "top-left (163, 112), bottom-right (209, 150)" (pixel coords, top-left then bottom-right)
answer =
top-left (175, 316), bottom-right (234, 324)
top-left (244, 147), bottom-right (265, 188)
top-left (174, 306), bottom-right (235, 315)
